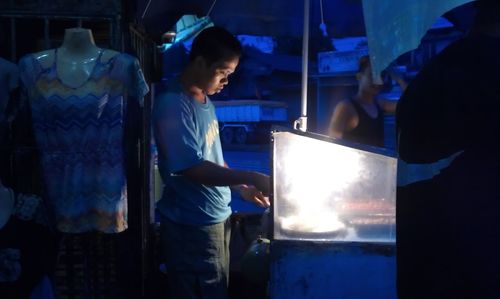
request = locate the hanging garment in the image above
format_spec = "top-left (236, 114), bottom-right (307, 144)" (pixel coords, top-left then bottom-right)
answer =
top-left (18, 50), bottom-right (148, 233)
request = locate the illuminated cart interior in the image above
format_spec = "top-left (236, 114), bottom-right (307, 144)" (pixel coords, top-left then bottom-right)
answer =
top-left (269, 128), bottom-right (398, 299)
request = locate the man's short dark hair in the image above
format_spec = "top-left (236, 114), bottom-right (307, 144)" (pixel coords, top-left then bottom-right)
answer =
top-left (475, 0), bottom-right (500, 26)
top-left (189, 26), bottom-right (242, 66)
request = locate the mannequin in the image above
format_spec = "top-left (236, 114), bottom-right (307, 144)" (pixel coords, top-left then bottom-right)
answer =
top-left (13, 27), bottom-right (148, 298)
top-left (34, 28), bottom-right (120, 88)
top-left (16, 27), bottom-right (149, 234)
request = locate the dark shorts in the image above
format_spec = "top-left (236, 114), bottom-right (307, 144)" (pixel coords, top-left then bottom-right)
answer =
top-left (160, 217), bottom-right (231, 299)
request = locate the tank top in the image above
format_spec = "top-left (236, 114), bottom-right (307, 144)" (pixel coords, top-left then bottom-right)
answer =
top-left (343, 98), bottom-right (384, 147)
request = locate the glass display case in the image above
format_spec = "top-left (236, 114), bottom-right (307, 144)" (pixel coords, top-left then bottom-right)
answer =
top-left (272, 129), bottom-right (397, 243)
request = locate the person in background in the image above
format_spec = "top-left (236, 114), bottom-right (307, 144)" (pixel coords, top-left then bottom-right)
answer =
top-left (396, 1), bottom-right (500, 298)
top-left (328, 55), bottom-right (407, 147)
top-left (152, 26), bottom-right (270, 299)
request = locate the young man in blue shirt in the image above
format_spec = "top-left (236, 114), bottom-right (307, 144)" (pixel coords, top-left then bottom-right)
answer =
top-left (152, 26), bottom-right (270, 299)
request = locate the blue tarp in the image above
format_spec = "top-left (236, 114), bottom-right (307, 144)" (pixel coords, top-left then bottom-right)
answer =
top-left (362, 0), bottom-right (475, 81)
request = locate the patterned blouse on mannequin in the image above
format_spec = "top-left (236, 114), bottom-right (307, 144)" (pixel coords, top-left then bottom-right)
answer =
top-left (18, 28), bottom-right (149, 233)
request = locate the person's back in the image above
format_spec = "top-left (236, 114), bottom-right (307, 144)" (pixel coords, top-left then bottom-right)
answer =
top-left (396, 1), bottom-right (500, 298)
top-left (397, 34), bottom-right (500, 164)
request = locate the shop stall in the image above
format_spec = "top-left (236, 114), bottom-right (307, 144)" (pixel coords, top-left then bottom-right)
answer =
top-left (269, 128), bottom-right (397, 298)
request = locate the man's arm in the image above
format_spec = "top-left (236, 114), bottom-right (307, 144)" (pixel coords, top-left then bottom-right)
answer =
top-left (377, 69), bottom-right (407, 114)
top-left (377, 99), bottom-right (397, 114)
top-left (181, 161), bottom-right (270, 196)
top-left (152, 92), bottom-right (270, 199)
top-left (328, 100), bottom-right (354, 139)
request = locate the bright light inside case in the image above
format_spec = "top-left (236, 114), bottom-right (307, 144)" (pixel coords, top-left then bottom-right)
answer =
top-left (272, 131), bottom-right (397, 242)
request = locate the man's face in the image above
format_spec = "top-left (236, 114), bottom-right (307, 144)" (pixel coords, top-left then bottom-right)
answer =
top-left (357, 65), bottom-right (383, 95)
top-left (200, 56), bottom-right (239, 95)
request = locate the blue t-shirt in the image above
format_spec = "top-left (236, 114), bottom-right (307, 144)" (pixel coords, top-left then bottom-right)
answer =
top-left (152, 79), bottom-right (231, 225)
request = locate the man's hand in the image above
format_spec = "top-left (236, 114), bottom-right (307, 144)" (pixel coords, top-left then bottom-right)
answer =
top-left (239, 185), bottom-right (270, 208)
top-left (250, 172), bottom-right (271, 196)
top-left (388, 67), bottom-right (408, 91)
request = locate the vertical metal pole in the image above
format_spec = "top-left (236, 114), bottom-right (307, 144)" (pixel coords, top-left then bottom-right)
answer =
top-left (316, 77), bottom-right (321, 132)
top-left (295, 0), bottom-right (310, 132)
top-left (10, 18), bottom-right (16, 61)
